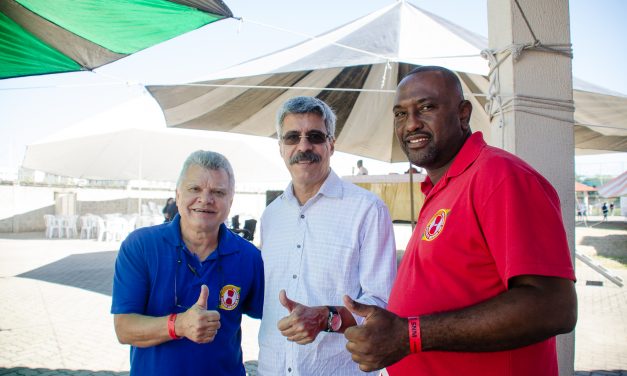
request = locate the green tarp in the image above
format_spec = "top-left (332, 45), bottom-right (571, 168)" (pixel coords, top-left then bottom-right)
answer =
top-left (0, 11), bottom-right (81, 78)
top-left (0, 0), bottom-right (232, 79)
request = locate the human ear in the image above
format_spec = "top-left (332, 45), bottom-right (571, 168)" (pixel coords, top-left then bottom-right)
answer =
top-left (459, 100), bottom-right (473, 131)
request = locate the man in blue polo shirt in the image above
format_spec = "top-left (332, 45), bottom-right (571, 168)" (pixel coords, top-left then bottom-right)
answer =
top-left (111, 150), bottom-right (264, 376)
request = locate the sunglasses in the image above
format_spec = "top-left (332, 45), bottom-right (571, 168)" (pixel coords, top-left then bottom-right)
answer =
top-left (281, 130), bottom-right (331, 145)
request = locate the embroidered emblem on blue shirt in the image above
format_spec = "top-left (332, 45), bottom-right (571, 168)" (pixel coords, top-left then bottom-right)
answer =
top-left (219, 284), bottom-right (241, 310)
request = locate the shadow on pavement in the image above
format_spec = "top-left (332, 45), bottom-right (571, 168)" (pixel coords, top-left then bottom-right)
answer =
top-left (579, 233), bottom-right (627, 267)
top-left (0, 362), bottom-right (259, 376)
top-left (576, 221), bottom-right (627, 231)
top-left (589, 235), bottom-right (627, 266)
top-left (17, 251), bottom-right (117, 296)
top-left (0, 366), bottom-right (623, 376)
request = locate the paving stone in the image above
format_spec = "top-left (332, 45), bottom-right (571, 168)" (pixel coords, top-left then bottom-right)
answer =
top-left (0, 227), bottom-right (625, 376)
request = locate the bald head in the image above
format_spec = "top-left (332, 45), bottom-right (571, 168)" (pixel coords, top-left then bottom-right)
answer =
top-left (401, 66), bottom-right (464, 101)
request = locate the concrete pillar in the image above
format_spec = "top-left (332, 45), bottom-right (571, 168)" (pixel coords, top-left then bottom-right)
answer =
top-left (486, 1), bottom-right (575, 375)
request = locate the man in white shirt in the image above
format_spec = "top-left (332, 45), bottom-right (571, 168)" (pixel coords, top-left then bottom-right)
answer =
top-left (257, 96), bottom-right (397, 375)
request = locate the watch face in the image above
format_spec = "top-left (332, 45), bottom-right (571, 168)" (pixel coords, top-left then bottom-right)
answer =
top-left (330, 313), bottom-right (342, 331)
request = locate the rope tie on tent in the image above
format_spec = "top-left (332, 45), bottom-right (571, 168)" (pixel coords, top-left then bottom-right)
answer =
top-left (481, 0), bottom-right (574, 129)
top-left (481, 42), bottom-right (574, 128)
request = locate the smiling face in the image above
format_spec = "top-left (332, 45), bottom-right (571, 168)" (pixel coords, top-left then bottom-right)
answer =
top-left (393, 70), bottom-right (472, 179)
top-left (176, 164), bottom-right (233, 235)
top-left (279, 112), bottom-right (334, 192)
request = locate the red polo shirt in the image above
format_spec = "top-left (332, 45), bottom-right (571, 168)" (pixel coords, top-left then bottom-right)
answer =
top-left (386, 132), bottom-right (575, 376)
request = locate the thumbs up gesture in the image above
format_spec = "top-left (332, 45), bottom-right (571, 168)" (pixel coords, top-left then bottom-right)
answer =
top-left (195, 283), bottom-right (209, 309)
top-left (277, 289), bottom-right (328, 345)
top-left (343, 295), bottom-right (410, 372)
top-left (177, 285), bottom-right (221, 343)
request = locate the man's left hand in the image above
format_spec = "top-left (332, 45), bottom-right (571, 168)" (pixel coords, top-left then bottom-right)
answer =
top-left (343, 295), bottom-right (410, 372)
top-left (277, 289), bottom-right (327, 345)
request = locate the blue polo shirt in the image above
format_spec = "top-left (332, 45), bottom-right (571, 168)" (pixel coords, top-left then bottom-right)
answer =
top-left (111, 215), bottom-right (264, 376)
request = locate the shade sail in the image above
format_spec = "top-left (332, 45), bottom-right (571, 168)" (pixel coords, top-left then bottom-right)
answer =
top-left (597, 171), bottom-right (627, 198)
top-left (0, 0), bottom-right (232, 79)
top-left (147, 1), bottom-right (627, 161)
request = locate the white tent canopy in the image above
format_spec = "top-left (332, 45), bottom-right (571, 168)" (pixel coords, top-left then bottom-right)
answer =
top-left (22, 127), bottom-right (290, 190)
top-left (147, 1), bottom-right (627, 161)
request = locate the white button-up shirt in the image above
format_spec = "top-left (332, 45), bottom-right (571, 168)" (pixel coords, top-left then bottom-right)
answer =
top-left (257, 170), bottom-right (397, 376)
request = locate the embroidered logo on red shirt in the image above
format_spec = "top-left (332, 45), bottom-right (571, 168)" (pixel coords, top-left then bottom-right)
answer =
top-left (219, 284), bottom-right (241, 310)
top-left (422, 209), bottom-right (450, 241)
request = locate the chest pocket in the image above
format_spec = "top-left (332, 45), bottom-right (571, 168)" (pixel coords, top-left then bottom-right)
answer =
top-left (305, 239), bottom-right (359, 302)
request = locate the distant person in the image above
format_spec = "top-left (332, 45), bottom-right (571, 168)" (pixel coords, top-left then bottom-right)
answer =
top-left (602, 202), bottom-right (609, 221)
top-left (342, 66), bottom-right (576, 376)
top-left (257, 96), bottom-right (397, 375)
top-left (162, 197), bottom-right (178, 222)
top-left (610, 202), bottom-right (615, 215)
top-left (405, 166), bottom-right (419, 174)
top-left (111, 150), bottom-right (264, 376)
top-left (356, 159), bottom-right (369, 175)
top-left (577, 202), bottom-right (587, 220)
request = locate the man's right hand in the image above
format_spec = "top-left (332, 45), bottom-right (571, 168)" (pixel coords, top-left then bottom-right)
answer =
top-left (277, 289), bottom-right (328, 344)
top-left (343, 295), bottom-right (409, 372)
top-left (176, 284), bottom-right (221, 343)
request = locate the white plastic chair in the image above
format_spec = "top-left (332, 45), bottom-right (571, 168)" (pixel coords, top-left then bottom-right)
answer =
top-left (43, 214), bottom-right (61, 239)
top-left (80, 215), bottom-right (99, 239)
top-left (62, 215), bottom-right (78, 238)
top-left (124, 214), bottom-right (138, 233)
top-left (104, 217), bottom-right (129, 241)
top-left (94, 216), bottom-right (106, 241)
top-left (148, 201), bottom-right (160, 216)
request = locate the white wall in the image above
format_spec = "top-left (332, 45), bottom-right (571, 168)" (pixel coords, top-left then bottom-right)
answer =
top-left (0, 184), bottom-right (270, 233)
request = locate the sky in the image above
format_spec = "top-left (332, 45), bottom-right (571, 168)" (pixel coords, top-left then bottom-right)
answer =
top-left (0, 0), bottom-right (625, 179)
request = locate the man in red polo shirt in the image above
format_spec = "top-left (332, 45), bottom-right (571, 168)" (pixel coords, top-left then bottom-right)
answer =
top-left (342, 66), bottom-right (577, 376)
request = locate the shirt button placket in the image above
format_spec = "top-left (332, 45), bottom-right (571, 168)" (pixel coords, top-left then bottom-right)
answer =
top-left (287, 212), bottom-right (305, 374)
top-left (296, 213), bottom-right (305, 264)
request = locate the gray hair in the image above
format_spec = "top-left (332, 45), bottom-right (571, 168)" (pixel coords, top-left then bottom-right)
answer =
top-left (275, 96), bottom-right (337, 139)
top-left (176, 150), bottom-right (235, 192)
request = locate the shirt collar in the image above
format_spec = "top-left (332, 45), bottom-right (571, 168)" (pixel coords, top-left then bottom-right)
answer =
top-left (421, 132), bottom-right (486, 195)
top-left (283, 168), bottom-right (343, 203)
top-left (162, 214), bottom-right (240, 256)
top-left (317, 169), bottom-right (343, 199)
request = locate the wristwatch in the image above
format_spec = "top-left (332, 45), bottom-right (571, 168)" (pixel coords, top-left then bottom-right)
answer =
top-left (325, 306), bottom-right (342, 332)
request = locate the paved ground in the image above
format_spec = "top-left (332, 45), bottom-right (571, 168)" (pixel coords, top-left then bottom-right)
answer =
top-left (0, 219), bottom-right (625, 375)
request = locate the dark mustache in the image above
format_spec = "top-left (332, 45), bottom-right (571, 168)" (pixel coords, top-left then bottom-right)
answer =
top-left (406, 131), bottom-right (431, 139)
top-left (289, 150), bottom-right (322, 165)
